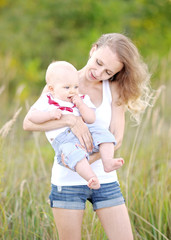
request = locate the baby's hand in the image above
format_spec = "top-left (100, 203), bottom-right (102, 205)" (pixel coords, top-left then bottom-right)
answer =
top-left (49, 109), bottom-right (62, 120)
top-left (72, 95), bottom-right (83, 108)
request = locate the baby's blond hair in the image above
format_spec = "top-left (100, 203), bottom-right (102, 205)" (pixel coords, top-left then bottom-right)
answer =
top-left (45, 61), bottom-right (77, 86)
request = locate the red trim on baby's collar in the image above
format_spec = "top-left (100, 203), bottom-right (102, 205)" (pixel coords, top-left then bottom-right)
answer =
top-left (80, 95), bottom-right (85, 99)
top-left (47, 94), bottom-right (75, 112)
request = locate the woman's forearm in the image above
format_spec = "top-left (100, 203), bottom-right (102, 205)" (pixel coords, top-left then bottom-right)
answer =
top-left (23, 113), bottom-right (76, 132)
top-left (89, 152), bottom-right (101, 164)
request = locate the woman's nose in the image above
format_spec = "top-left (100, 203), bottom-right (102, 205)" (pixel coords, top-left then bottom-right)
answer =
top-left (95, 68), bottom-right (104, 77)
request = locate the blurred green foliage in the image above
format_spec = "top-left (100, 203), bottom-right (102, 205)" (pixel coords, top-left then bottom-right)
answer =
top-left (0, 0), bottom-right (171, 101)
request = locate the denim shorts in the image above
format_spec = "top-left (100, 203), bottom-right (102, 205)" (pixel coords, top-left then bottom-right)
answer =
top-left (49, 181), bottom-right (125, 211)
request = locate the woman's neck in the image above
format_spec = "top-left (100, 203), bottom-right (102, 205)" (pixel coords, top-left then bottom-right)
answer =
top-left (78, 68), bottom-right (103, 107)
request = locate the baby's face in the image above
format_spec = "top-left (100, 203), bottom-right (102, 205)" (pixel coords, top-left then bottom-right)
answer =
top-left (52, 69), bottom-right (79, 102)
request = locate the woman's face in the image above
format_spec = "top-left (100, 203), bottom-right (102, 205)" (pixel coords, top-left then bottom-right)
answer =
top-left (85, 45), bottom-right (123, 82)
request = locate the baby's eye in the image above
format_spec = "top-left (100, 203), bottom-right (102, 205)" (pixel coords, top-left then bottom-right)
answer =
top-left (75, 86), bottom-right (79, 89)
top-left (64, 86), bottom-right (69, 89)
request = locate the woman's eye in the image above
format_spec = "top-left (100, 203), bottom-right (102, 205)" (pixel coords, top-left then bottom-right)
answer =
top-left (106, 71), bottom-right (112, 76)
top-left (96, 59), bottom-right (102, 66)
top-left (75, 86), bottom-right (78, 89)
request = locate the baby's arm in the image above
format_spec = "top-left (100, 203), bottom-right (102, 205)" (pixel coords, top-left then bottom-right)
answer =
top-left (72, 95), bottom-right (95, 124)
top-left (28, 108), bottom-right (62, 124)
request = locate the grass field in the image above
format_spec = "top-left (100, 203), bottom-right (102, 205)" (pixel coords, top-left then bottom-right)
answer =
top-left (0, 66), bottom-right (170, 239)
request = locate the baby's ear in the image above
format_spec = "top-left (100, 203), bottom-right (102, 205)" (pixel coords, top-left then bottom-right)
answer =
top-left (48, 85), bottom-right (54, 92)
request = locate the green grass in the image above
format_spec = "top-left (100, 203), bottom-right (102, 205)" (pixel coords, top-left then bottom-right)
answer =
top-left (0, 78), bottom-right (171, 239)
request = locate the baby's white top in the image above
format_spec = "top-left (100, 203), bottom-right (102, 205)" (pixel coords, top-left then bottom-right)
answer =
top-left (31, 93), bottom-right (95, 144)
top-left (51, 80), bottom-right (118, 186)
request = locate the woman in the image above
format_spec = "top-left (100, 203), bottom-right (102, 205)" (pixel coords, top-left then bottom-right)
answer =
top-left (23, 33), bottom-right (151, 240)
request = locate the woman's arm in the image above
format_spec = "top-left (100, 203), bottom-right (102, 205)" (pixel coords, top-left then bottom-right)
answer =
top-left (23, 111), bottom-right (94, 152)
top-left (110, 103), bottom-right (125, 151)
top-left (89, 152), bottom-right (101, 164)
top-left (110, 82), bottom-right (126, 151)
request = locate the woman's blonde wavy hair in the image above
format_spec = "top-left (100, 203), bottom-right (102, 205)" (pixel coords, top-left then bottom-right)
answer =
top-left (94, 33), bottom-right (152, 124)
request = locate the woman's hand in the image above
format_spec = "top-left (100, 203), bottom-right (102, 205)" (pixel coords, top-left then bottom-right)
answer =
top-left (61, 148), bottom-right (100, 167)
top-left (70, 116), bottom-right (93, 152)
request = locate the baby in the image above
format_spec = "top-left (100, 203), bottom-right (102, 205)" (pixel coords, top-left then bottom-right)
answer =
top-left (28, 61), bottom-right (124, 189)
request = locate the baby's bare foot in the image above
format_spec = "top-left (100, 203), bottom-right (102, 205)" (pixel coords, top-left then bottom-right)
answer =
top-left (114, 158), bottom-right (124, 169)
top-left (104, 158), bottom-right (124, 172)
top-left (88, 176), bottom-right (100, 189)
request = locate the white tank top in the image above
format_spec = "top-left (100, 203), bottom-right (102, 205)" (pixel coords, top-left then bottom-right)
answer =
top-left (51, 80), bottom-right (118, 186)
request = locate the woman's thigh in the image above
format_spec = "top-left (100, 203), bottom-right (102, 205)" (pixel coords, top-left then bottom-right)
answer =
top-left (49, 184), bottom-right (88, 239)
top-left (96, 204), bottom-right (133, 240)
top-left (52, 208), bottom-right (84, 240)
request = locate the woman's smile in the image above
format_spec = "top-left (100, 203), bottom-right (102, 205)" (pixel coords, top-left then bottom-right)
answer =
top-left (90, 71), bottom-right (97, 80)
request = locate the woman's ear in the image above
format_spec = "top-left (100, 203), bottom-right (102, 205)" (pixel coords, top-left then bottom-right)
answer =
top-left (89, 44), bottom-right (97, 57)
